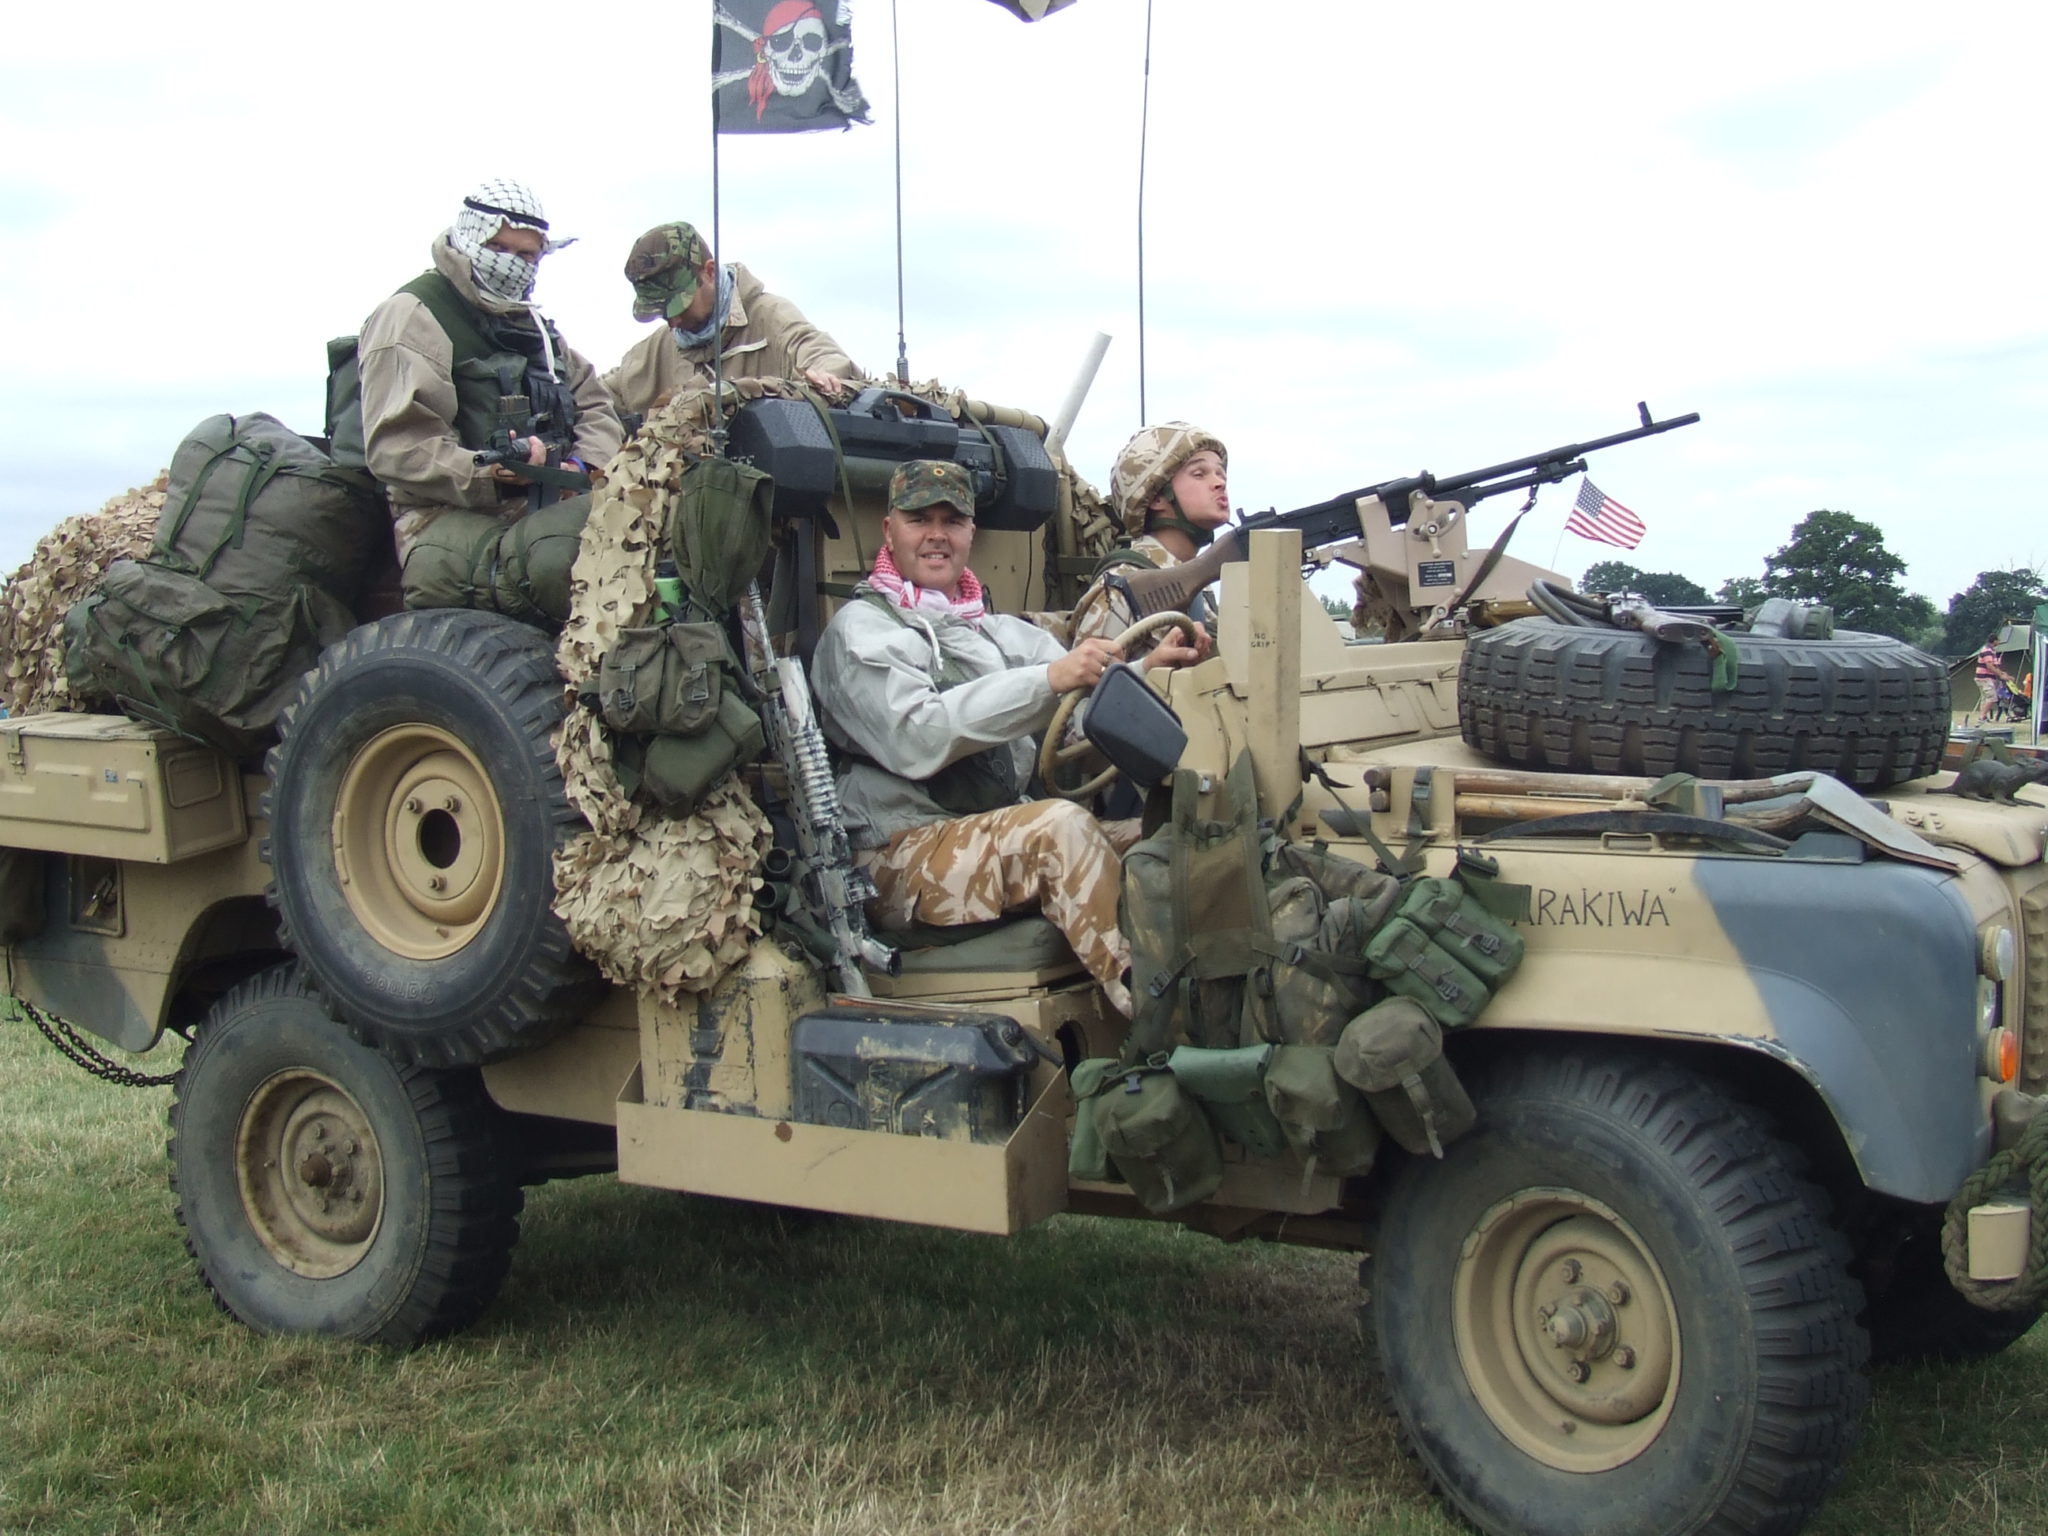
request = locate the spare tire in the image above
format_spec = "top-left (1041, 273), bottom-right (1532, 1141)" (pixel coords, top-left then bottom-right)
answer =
top-left (266, 610), bottom-right (599, 1067)
top-left (1458, 618), bottom-right (1948, 789)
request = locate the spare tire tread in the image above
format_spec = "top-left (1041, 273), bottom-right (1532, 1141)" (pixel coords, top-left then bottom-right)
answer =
top-left (1460, 619), bottom-right (1947, 789)
top-left (264, 610), bottom-right (598, 1067)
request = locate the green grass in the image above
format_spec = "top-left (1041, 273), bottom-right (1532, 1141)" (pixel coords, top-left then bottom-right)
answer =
top-left (4, 1004), bottom-right (2047, 1536)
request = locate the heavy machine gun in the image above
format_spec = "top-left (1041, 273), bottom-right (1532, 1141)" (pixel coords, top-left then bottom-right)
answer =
top-left (1112, 404), bottom-right (1700, 637)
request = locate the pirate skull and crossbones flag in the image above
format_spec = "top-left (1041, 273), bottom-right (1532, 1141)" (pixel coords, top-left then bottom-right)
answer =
top-left (714, 1), bottom-right (871, 133)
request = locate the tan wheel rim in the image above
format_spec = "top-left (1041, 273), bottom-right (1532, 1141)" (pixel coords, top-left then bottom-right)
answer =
top-left (234, 1069), bottom-right (385, 1279)
top-left (1452, 1188), bottom-right (1681, 1472)
top-left (332, 724), bottom-right (506, 961)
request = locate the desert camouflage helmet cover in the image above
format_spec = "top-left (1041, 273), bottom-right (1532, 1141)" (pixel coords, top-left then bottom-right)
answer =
top-left (1109, 422), bottom-right (1227, 535)
top-left (626, 221), bottom-right (714, 322)
top-left (888, 459), bottom-right (977, 515)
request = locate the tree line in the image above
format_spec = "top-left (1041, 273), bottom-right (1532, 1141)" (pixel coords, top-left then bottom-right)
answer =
top-left (1580, 510), bottom-right (2046, 657)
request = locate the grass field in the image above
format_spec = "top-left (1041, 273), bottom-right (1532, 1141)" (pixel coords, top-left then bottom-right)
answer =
top-left (5, 1005), bottom-right (2048, 1536)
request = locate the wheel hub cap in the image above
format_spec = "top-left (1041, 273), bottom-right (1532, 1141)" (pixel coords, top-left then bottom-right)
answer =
top-left (1453, 1190), bottom-right (1682, 1472)
top-left (235, 1070), bottom-right (385, 1278)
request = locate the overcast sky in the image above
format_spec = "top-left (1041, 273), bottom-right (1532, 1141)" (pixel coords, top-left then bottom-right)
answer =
top-left (4, 1), bottom-right (2044, 622)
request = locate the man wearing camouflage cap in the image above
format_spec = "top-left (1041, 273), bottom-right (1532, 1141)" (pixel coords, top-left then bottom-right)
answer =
top-left (602, 221), bottom-right (858, 417)
top-left (812, 461), bottom-right (1204, 1018)
top-left (1068, 421), bottom-right (1231, 654)
top-left (358, 180), bottom-right (620, 572)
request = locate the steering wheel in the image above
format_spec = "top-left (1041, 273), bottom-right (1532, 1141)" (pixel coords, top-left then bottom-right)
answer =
top-left (1038, 611), bottom-right (1201, 802)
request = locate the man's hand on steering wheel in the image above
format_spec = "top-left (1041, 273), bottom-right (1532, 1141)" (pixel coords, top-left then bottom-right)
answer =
top-left (1139, 621), bottom-right (1210, 672)
top-left (1048, 635), bottom-right (1123, 694)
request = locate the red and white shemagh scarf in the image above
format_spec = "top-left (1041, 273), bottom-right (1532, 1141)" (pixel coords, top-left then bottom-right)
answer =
top-left (867, 544), bottom-right (987, 627)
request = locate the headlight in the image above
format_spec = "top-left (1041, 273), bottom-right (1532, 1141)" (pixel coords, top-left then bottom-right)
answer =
top-left (1980, 924), bottom-right (2017, 982)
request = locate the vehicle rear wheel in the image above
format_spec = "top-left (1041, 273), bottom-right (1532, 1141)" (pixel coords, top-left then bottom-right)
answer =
top-left (168, 965), bottom-right (522, 1346)
top-left (1459, 618), bottom-right (1948, 789)
top-left (266, 609), bottom-right (597, 1066)
top-left (1369, 1049), bottom-right (1868, 1536)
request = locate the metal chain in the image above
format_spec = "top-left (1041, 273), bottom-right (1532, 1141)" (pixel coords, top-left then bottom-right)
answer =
top-left (1941, 1108), bottom-right (2048, 1311)
top-left (19, 998), bottom-right (180, 1088)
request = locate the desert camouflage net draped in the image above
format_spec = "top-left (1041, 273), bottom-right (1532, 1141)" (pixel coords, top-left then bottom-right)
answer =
top-left (550, 387), bottom-right (782, 1002)
top-left (0, 476), bottom-right (167, 717)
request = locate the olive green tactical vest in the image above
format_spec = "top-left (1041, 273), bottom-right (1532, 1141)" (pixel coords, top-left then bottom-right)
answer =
top-left (849, 588), bottom-right (1024, 816)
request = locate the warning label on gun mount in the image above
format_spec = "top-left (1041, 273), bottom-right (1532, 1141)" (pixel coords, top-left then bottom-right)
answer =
top-left (1416, 560), bottom-right (1458, 588)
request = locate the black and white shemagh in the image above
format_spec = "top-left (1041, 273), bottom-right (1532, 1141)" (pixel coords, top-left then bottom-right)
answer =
top-left (450, 178), bottom-right (575, 305)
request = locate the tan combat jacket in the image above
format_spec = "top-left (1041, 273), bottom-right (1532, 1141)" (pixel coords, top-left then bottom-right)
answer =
top-left (358, 234), bottom-right (622, 529)
top-left (1066, 534), bottom-right (1182, 652)
top-left (602, 262), bottom-right (858, 416)
top-left (813, 593), bottom-right (1066, 850)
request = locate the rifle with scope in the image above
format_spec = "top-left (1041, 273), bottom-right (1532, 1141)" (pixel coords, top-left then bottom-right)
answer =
top-left (1109, 404), bottom-right (1701, 621)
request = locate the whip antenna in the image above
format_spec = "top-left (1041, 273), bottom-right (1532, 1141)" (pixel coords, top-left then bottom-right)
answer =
top-left (1135, 0), bottom-right (1154, 422)
top-left (891, 0), bottom-right (910, 384)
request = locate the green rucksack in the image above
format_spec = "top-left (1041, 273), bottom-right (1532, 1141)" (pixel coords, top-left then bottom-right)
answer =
top-left (1120, 754), bottom-right (1408, 1057)
top-left (63, 413), bottom-right (384, 759)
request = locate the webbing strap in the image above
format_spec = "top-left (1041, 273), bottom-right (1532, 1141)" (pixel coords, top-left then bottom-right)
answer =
top-left (399, 271), bottom-right (494, 367)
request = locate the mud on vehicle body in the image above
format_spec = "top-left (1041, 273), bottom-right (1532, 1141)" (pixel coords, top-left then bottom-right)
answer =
top-left (6, 389), bottom-right (2045, 1536)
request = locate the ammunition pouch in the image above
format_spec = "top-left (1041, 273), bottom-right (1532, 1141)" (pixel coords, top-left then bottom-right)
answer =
top-left (1363, 876), bottom-right (1524, 1028)
top-left (1071, 1057), bottom-right (1224, 1214)
top-left (597, 623), bottom-right (730, 737)
top-left (1262, 1043), bottom-right (1382, 1176)
top-left (612, 689), bottom-right (766, 816)
top-left (1333, 998), bottom-right (1476, 1158)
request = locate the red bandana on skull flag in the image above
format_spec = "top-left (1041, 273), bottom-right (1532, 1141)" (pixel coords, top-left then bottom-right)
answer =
top-left (713, 1), bottom-right (871, 133)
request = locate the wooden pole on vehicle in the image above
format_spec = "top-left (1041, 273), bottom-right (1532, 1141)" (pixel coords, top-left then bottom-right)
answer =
top-left (1246, 528), bottom-right (1302, 822)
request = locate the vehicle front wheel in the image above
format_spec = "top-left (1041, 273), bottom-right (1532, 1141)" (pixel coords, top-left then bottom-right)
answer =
top-left (1369, 1050), bottom-right (1868, 1536)
top-left (168, 965), bottom-right (523, 1346)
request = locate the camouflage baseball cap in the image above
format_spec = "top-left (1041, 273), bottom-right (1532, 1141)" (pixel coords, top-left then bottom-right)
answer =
top-left (625, 221), bottom-right (713, 322)
top-left (888, 459), bottom-right (977, 516)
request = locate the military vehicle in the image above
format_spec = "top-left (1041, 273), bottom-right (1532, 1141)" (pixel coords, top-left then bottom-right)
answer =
top-left (5, 386), bottom-right (2043, 1536)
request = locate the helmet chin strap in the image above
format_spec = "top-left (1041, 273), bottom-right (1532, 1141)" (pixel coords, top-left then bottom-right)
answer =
top-left (1146, 489), bottom-right (1216, 549)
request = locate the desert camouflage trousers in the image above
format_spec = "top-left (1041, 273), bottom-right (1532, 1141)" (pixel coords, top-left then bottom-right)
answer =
top-left (862, 800), bottom-right (1133, 1016)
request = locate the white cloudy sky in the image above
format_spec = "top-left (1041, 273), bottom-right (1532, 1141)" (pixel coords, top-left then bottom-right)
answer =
top-left (3, 0), bottom-right (2043, 619)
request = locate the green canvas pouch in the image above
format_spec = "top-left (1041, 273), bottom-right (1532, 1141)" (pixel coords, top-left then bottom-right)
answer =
top-left (668, 455), bottom-right (775, 618)
top-left (614, 689), bottom-right (766, 815)
top-left (1364, 914), bottom-right (1491, 1028)
top-left (1333, 998), bottom-right (1477, 1158)
top-left (596, 623), bottom-right (729, 736)
top-left (1067, 1058), bottom-right (1117, 1181)
top-left (1168, 1043), bottom-right (1287, 1158)
top-left (1264, 1044), bottom-right (1381, 1177)
top-left (1397, 876), bottom-right (1526, 988)
top-left (1091, 1064), bottom-right (1224, 1214)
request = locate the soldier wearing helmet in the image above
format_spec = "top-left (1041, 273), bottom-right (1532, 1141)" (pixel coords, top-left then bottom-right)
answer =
top-left (602, 220), bottom-right (857, 417)
top-left (813, 460), bottom-right (1206, 1018)
top-left (1068, 422), bottom-right (1231, 654)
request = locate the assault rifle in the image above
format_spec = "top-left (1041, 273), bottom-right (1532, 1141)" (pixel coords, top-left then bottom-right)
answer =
top-left (1110, 404), bottom-right (1700, 621)
top-left (743, 590), bottom-right (899, 994)
top-left (472, 385), bottom-right (591, 509)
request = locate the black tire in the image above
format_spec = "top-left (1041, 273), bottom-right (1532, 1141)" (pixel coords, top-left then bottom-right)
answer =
top-left (168, 965), bottom-right (522, 1346)
top-left (265, 610), bottom-right (598, 1067)
top-left (1370, 1050), bottom-right (1868, 1536)
top-left (1459, 618), bottom-right (1948, 789)
top-left (1860, 1207), bottom-right (2043, 1364)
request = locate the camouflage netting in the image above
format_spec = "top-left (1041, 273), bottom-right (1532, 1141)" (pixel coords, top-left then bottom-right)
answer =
top-left (0, 475), bottom-right (167, 717)
top-left (549, 385), bottom-right (785, 1003)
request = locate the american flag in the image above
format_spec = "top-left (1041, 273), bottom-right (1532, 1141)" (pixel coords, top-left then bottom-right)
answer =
top-left (1565, 478), bottom-right (1647, 550)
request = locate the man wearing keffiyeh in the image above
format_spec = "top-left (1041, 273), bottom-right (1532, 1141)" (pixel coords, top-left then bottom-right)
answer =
top-left (356, 179), bottom-right (621, 612)
top-left (812, 461), bottom-right (1206, 1018)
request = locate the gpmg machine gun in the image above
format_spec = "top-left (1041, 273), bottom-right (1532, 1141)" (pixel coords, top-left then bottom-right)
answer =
top-left (3, 381), bottom-right (2038, 1536)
